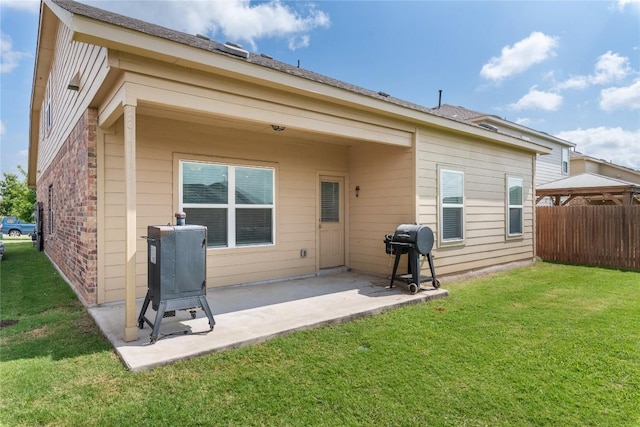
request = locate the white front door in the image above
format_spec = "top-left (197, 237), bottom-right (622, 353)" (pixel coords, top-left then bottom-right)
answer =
top-left (319, 176), bottom-right (345, 269)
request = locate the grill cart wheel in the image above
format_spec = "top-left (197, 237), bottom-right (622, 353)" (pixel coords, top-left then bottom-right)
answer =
top-left (408, 283), bottom-right (419, 294)
top-left (433, 279), bottom-right (441, 289)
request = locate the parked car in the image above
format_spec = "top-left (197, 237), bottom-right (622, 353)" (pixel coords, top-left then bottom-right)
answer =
top-left (0, 216), bottom-right (36, 237)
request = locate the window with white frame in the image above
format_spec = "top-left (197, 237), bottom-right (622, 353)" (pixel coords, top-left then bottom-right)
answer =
top-left (561, 148), bottom-right (569, 174)
top-left (440, 169), bottom-right (464, 242)
top-left (507, 176), bottom-right (523, 236)
top-left (180, 160), bottom-right (275, 248)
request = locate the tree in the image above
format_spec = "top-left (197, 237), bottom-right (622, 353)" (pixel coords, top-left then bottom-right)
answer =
top-left (0, 165), bottom-right (37, 222)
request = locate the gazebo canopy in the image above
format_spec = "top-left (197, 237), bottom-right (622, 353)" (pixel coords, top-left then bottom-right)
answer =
top-left (536, 173), bottom-right (640, 205)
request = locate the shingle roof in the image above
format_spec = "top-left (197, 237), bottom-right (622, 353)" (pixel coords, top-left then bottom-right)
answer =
top-left (51, 0), bottom-right (436, 117)
top-left (429, 104), bottom-right (487, 122)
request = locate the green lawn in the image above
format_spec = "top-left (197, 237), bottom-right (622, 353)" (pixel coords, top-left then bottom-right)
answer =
top-left (1, 241), bottom-right (639, 426)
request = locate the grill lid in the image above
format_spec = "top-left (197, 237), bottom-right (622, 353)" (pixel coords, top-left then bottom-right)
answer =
top-left (392, 224), bottom-right (434, 255)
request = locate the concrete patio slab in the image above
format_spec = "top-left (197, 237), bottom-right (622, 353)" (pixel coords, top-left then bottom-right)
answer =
top-left (88, 271), bottom-right (448, 371)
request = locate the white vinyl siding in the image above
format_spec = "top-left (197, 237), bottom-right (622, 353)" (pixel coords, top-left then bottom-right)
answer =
top-left (507, 176), bottom-right (523, 237)
top-left (439, 169), bottom-right (464, 243)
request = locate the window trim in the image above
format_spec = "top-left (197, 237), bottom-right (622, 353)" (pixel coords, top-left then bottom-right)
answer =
top-left (48, 184), bottom-right (55, 235)
top-left (438, 167), bottom-right (465, 245)
top-left (44, 73), bottom-right (52, 135)
top-left (506, 175), bottom-right (524, 238)
top-left (561, 147), bottom-right (569, 175)
top-left (179, 159), bottom-right (276, 249)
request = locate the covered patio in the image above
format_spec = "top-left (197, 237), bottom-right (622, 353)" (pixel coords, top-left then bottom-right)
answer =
top-left (88, 270), bottom-right (448, 371)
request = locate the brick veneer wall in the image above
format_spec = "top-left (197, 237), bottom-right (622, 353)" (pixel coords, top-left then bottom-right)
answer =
top-left (37, 108), bottom-right (98, 305)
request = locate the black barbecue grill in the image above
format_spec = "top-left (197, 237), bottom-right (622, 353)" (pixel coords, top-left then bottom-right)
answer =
top-left (138, 220), bottom-right (215, 343)
top-left (384, 224), bottom-right (439, 294)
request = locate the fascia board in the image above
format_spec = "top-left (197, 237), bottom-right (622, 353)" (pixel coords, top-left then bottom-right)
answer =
top-left (477, 115), bottom-right (576, 148)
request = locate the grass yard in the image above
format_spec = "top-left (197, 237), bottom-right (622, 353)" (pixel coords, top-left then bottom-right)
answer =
top-left (1, 241), bottom-right (639, 426)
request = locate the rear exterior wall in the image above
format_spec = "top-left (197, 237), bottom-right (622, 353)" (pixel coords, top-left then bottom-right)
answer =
top-left (99, 115), bottom-right (351, 303)
top-left (416, 127), bottom-right (536, 276)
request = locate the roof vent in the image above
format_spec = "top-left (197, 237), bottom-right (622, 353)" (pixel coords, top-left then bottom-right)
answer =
top-left (195, 34), bottom-right (210, 40)
top-left (219, 42), bottom-right (249, 59)
top-left (260, 53), bottom-right (273, 60)
top-left (478, 123), bottom-right (499, 132)
top-left (377, 91), bottom-right (390, 97)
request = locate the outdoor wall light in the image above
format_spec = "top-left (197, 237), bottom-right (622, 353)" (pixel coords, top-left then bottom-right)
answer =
top-left (355, 185), bottom-right (360, 198)
top-left (271, 124), bottom-right (285, 132)
top-left (67, 72), bottom-right (80, 91)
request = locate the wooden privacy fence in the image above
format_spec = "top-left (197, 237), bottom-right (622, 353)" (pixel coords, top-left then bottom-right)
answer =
top-left (536, 205), bottom-right (640, 271)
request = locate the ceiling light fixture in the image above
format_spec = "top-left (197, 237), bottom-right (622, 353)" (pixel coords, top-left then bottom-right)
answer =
top-left (271, 125), bottom-right (285, 132)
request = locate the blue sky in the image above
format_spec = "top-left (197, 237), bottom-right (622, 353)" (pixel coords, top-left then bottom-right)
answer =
top-left (1, 0), bottom-right (639, 177)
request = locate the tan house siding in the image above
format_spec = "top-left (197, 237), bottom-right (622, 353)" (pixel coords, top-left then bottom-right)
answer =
top-left (100, 114), bottom-right (351, 303)
top-left (37, 22), bottom-right (108, 181)
top-left (416, 128), bottom-right (534, 276)
top-left (37, 108), bottom-right (98, 304)
top-left (348, 143), bottom-right (415, 274)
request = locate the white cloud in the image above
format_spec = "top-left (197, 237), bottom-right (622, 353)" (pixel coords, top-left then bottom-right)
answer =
top-left (600, 79), bottom-right (640, 110)
top-left (617, 0), bottom-right (640, 10)
top-left (0, 120), bottom-right (5, 136)
top-left (0, 0), bottom-right (39, 13)
top-left (288, 35), bottom-right (310, 51)
top-left (557, 51), bottom-right (632, 90)
top-left (86, 0), bottom-right (330, 51)
top-left (592, 51), bottom-right (632, 84)
top-left (0, 32), bottom-right (30, 74)
top-left (480, 32), bottom-right (558, 82)
top-left (556, 127), bottom-right (640, 171)
top-left (509, 88), bottom-right (563, 111)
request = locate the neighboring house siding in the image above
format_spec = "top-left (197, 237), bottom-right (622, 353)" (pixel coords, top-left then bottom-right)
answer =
top-left (37, 24), bottom-right (108, 180)
top-left (416, 128), bottom-right (535, 276)
top-left (101, 115), bottom-right (351, 303)
top-left (571, 158), bottom-right (640, 185)
top-left (37, 108), bottom-right (98, 304)
top-left (536, 144), bottom-right (567, 186)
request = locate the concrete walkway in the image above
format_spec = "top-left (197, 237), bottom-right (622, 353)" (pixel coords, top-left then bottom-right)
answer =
top-left (89, 271), bottom-right (448, 371)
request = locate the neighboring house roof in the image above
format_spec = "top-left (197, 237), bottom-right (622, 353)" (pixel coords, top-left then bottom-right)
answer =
top-left (536, 172), bottom-right (640, 205)
top-left (432, 104), bottom-right (575, 149)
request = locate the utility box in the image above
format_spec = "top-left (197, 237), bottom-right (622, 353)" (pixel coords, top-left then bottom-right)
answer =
top-left (138, 224), bottom-right (215, 343)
